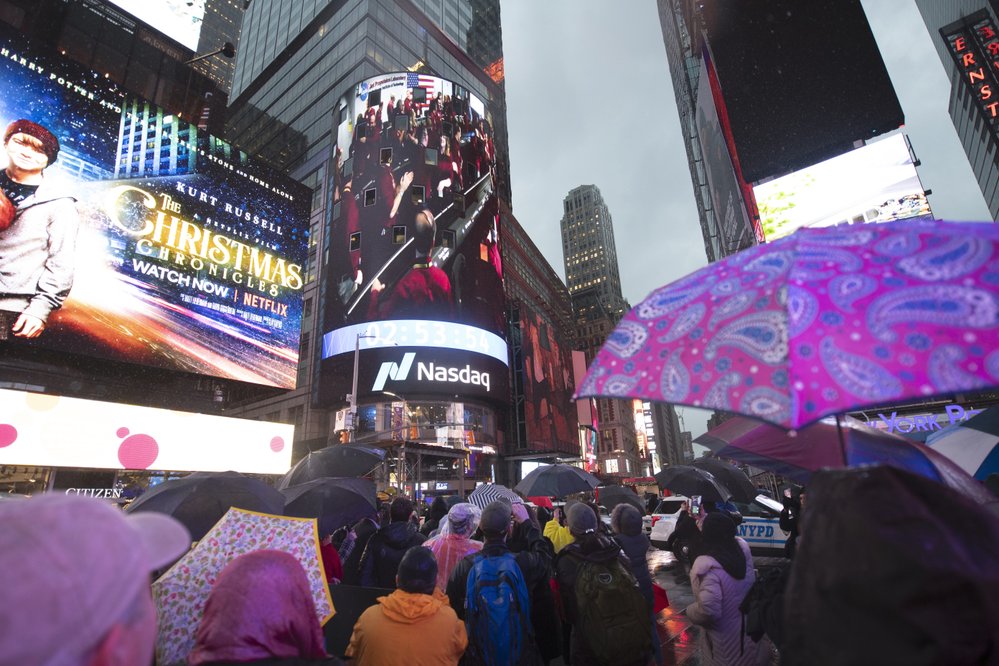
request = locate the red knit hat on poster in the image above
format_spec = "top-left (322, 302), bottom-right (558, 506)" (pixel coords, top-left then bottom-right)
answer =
top-left (4, 119), bottom-right (60, 164)
top-left (0, 189), bottom-right (15, 231)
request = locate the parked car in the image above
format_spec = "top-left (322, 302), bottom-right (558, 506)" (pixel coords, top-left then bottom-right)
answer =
top-left (731, 494), bottom-right (790, 555)
top-left (649, 494), bottom-right (790, 557)
top-left (647, 496), bottom-right (690, 546)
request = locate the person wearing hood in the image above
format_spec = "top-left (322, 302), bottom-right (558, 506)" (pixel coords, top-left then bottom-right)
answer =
top-left (555, 502), bottom-right (652, 666)
top-left (0, 119), bottom-right (79, 340)
top-left (188, 550), bottom-right (340, 665)
top-left (421, 496), bottom-right (449, 537)
top-left (611, 503), bottom-right (662, 665)
top-left (358, 496), bottom-right (427, 589)
top-left (424, 502), bottom-right (482, 591)
top-left (686, 513), bottom-right (766, 666)
top-left (347, 546), bottom-right (467, 666)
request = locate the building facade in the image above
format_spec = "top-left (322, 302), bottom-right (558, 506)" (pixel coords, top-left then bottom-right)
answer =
top-left (500, 203), bottom-right (580, 481)
top-left (560, 186), bottom-right (640, 477)
top-left (917, 0), bottom-right (999, 220)
top-left (223, 0), bottom-right (511, 492)
top-left (560, 184), bottom-right (628, 319)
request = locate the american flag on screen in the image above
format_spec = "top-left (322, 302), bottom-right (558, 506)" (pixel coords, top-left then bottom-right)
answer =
top-left (407, 72), bottom-right (437, 107)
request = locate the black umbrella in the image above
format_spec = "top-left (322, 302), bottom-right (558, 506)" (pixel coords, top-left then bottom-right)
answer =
top-left (514, 464), bottom-right (600, 498)
top-left (654, 466), bottom-right (733, 503)
top-left (278, 445), bottom-right (385, 490)
top-left (691, 457), bottom-right (758, 503)
top-left (281, 477), bottom-right (378, 536)
top-left (596, 485), bottom-right (646, 515)
top-left (125, 471), bottom-right (285, 541)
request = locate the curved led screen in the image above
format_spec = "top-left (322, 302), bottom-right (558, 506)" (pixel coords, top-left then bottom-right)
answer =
top-left (0, 30), bottom-right (311, 388)
top-left (320, 73), bottom-right (507, 404)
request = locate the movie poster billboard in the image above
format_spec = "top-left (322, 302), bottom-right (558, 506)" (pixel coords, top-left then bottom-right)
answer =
top-left (0, 31), bottom-right (311, 388)
top-left (753, 133), bottom-right (932, 242)
top-left (519, 305), bottom-right (578, 455)
top-left (319, 72), bottom-right (508, 404)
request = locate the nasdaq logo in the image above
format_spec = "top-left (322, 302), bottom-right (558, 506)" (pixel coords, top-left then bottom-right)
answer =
top-left (371, 353), bottom-right (491, 392)
top-left (372, 353), bottom-right (416, 391)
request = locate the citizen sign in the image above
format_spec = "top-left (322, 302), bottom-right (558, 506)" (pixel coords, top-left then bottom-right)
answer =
top-left (372, 353), bottom-right (491, 392)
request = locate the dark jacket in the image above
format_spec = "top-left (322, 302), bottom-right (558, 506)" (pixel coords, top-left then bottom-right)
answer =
top-left (198, 659), bottom-right (343, 665)
top-left (510, 521), bottom-right (561, 662)
top-left (358, 521), bottom-right (426, 588)
top-left (665, 510), bottom-right (701, 562)
top-left (555, 534), bottom-right (640, 666)
top-left (341, 517), bottom-right (379, 586)
top-left (613, 532), bottom-right (654, 608)
top-left (446, 520), bottom-right (551, 619)
top-left (446, 520), bottom-right (551, 666)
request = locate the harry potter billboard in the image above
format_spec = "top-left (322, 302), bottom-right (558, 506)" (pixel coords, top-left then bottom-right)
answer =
top-left (0, 30), bottom-right (310, 388)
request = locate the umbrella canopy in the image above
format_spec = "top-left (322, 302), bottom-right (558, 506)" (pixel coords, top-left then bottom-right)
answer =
top-left (596, 485), bottom-right (646, 514)
top-left (926, 406), bottom-right (999, 481)
top-left (467, 483), bottom-right (521, 509)
top-left (152, 508), bottom-right (334, 665)
top-left (278, 445), bottom-right (385, 489)
top-left (514, 463), bottom-right (601, 498)
top-left (125, 471), bottom-right (285, 541)
top-left (282, 477), bottom-right (378, 536)
top-left (654, 466), bottom-right (732, 503)
top-left (690, 457), bottom-right (758, 503)
top-left (696, 415), bottom-right (996, 506)
top-left (576, 220), bottom-right (999, 430)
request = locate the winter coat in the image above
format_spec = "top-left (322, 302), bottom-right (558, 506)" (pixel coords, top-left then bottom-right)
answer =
top-left (555, 534), bottom-right (647, 666)
top-left (686, 538), bottom-right (768, 666)
top-left (0, 179), bottom-right (78, 321)
top-left (446, 520), bottom-right (552, 620)
top-left (614, 532), bottom-right (655, 608)
top-left (358, 521), bottom-right (427, 589)
top-left (341, 518), bottom-right (379, 585)
top-left (346, 588), bottom-right (467, 666)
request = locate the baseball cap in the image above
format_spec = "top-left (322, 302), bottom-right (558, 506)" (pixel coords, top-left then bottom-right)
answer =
top-left (0, 493), bottom-right (190, 665)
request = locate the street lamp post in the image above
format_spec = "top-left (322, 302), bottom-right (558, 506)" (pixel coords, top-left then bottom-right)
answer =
top-left (348, 332), bottom-right (376, 442)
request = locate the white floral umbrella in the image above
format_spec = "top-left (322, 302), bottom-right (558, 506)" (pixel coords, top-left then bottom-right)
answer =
top-left (152, 508), bottom-right (335, 665)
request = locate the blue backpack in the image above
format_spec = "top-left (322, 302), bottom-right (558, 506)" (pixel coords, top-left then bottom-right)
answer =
top-left (464, 551), bottom-right (533, 666)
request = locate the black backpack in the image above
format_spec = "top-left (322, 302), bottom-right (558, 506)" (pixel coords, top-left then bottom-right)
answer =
top-left (739, 565), bottom-right (788, 649)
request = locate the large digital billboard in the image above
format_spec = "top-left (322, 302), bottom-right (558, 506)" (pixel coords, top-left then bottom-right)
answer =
top-left (0, 388), bottom-right (293, 474)
top-left (519, 305), bottom-right (578, 454)
top-left (753, 133), bottom-right (932, 242)
top-left (107, 0), bottom-right (206, 51)
top-left (319, 73), bottom-right (508, 404)
top-left (0, 30), bottom-right (311, 388)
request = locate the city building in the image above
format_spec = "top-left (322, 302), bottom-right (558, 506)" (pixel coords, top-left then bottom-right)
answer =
top-left (560, 184), bottom-right (628, 319)
top-left (223, 0), bottom-right (512, 494)
top-left (657, 0), bottom-right (905, 260)
top-left (500, 203), bottom-right (580, 481)
top-left (560, 184), bottom-right (639, 478)
top-left (916, 1), bottom-right (999, 220)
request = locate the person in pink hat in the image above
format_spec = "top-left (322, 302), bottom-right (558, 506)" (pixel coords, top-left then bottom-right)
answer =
top-left (0, 493), bottom-right (190, 666)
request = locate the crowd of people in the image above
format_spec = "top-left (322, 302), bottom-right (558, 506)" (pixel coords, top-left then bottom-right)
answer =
top-left (4, 465), bottom-right (998, 666)
top-left (328, 87), bottom-right (499, 326)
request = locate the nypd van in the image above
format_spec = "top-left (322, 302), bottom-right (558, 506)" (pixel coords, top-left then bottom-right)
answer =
top-left (732, 494), bottom-right (789, 555)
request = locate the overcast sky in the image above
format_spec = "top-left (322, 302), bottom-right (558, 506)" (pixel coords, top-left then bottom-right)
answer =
top-left (500, 0), bottom-right (990, 438)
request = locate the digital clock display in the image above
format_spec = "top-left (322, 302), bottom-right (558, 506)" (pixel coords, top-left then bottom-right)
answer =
top-left (322, 320), bottom-right (508, 365)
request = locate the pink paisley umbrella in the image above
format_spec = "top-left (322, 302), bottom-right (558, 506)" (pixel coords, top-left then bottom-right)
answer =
top-left (576, 220), bottom-right (999, 430)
